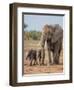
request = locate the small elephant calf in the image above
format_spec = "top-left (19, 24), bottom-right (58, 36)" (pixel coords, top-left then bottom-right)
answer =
top-left (26, 49), bottom-right (37, 66)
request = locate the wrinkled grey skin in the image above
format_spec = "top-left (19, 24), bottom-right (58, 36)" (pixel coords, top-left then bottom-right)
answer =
top-left (40, 24), bottom-right (63, 65)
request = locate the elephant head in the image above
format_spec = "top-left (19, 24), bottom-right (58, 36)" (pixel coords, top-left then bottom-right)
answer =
top-left (40, 24), bottom-right (54, 48)
top-left (41, 24), bottom-right (63, 47)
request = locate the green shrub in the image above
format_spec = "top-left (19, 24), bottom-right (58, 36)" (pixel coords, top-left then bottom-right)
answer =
top-left (24, 30), bottom-right (41, 40)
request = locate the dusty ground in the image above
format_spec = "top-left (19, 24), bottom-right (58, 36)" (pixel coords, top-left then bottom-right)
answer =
top-left (24, 64), bottom-right (63, 74)
top-left (24, 40), bottom-right (63, 75)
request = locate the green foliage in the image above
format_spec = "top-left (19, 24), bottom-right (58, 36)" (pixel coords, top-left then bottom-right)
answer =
top-left (24, 30), bottom-right (41, 40)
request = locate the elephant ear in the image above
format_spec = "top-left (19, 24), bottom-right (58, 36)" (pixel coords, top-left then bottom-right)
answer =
top-left (51, 25), bottom-right (63, 43)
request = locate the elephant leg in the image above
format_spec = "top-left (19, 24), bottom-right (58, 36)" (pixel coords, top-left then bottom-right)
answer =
top-left (53, 49), bottom-right (59, 64)
top-left (33, 59), bottom-right (36, 65)
top-left (39, 58), bottom-right (41, 65)
top-left (51, 51), bottom-right (54, 64)
top-left (53, 52), bottom-right (59, 64)
top-left (53, 41), bottom-right (61, 64)
top-left (33, 59), bottom-right (37, 65)
top-left (55, 47), bottom-right (62, 64)
top-left (47, 48), bottom-right (52, 65)
top-left (30, 60), bottom-right (32, 66)
top-left (35, 59), bottom-right (38, 65)
top-left (41, 48), bottom-right (45, 65)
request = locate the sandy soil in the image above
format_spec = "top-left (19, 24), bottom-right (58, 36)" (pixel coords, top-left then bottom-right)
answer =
top-left (24, 64), bottom-right (63, 74)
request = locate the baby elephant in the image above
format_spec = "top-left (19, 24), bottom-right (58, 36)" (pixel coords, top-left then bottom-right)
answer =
top-left (37, 49), bottom-right (45, 65)
top-left (26, 49), bottom-right (38, 66)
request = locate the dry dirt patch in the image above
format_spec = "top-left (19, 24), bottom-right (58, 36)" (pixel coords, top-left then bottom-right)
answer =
top-left (24, 64), bottom-right (63, 74)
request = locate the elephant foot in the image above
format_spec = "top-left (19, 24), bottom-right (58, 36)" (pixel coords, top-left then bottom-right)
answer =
top-left (50, 63), bottom-right (54, 65)
top-left (30, 64), bottom-right (32, 66)
top-left (39, 63), bottom-right (42, 66)
top-left (49, 60), bottom-right (53, 65)
top-left (33, 63), bottom-right (36, 65)
top-left (36, 62), bottom-right (39, 65)
top-left (54, 60), bottom-right (59, 64)
top-left (40, 63), bottom-right (45, 66)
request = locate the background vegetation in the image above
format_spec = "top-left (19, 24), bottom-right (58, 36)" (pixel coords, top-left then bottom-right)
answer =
top-left (24, 31), bottom-right (41, 40)
top-left (24, 23), bottom-right (41, 40)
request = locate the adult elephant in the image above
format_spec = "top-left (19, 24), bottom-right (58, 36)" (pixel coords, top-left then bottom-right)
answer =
top-left (40, 24), bottom-right (63, 65)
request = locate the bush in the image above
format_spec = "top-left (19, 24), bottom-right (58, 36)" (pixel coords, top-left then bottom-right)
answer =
top-left (24, 30), bottom-right (41, 40)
